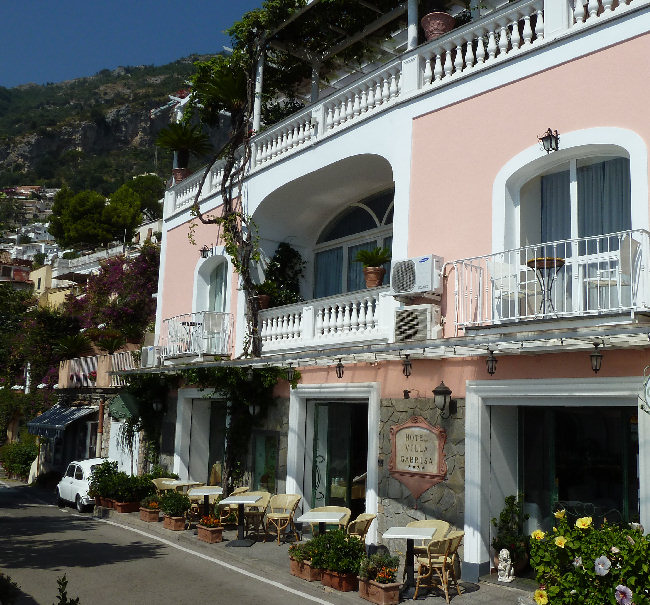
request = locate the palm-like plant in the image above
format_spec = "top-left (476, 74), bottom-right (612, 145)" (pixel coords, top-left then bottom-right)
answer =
top-left (155, 123), bottom-right (212, 168)
top-left (54, 333), bottom-right (94, 359)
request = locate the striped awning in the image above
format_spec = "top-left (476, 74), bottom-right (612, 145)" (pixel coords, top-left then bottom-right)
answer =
top-left (27, 404), bottom-right (97, 439)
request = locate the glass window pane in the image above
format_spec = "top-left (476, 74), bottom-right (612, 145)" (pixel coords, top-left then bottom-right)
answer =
top-left (347, 241), bottom-right (376, 292)
top-left (363, 190), bottom-right (394, 225)
top-left (314, 248), bottom-right (343, 298)
top-left (318, 206), bottom-right (377, 243)
top-left (541, 170), bottom-right (570, 243)
top-left (208, 263), bottom-right (227, 312)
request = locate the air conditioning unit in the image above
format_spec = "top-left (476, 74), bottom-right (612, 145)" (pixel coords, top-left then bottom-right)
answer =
top-left (140, 346), bottom-right (162, 368)
top-left (394, 304), bottom-right (442, 342)
top-left (390, 254), bottom-right (444, 297)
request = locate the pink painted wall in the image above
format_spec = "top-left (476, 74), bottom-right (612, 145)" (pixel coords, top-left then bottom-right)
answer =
top-left (409, 34), bottom-right (650, 263)
top-left (274, 347), bottom-right (650, 400)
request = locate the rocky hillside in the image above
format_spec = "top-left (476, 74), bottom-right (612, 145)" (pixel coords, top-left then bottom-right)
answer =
top-left (0, 56), bottom-right (215, 194)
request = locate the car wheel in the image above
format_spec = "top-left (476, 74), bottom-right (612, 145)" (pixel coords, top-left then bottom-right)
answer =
top-left (56, 489), bottom-right (65, 508)
top-left (75, 495), bottom-right (85, 513)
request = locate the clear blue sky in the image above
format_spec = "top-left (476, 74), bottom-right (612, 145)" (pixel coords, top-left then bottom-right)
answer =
top-left (0, 1), bottom-right (264, 88)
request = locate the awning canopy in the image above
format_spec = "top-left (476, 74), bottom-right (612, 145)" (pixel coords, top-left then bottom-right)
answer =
top-left (108, 392), bottom-right (140, 420)
top-left (27, 404), bottom-right (97, 439)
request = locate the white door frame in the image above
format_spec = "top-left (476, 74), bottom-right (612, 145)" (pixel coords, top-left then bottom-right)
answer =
top-left (287, 382), bottom-right (381, 544)
top-left (464, 376), bottom-right (649, 582)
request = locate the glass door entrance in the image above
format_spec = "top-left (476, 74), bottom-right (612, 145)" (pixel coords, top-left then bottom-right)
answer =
top-left (312, 400), bottom-right (368, 520)
top-left (521, 406), bottom-right (639, 529)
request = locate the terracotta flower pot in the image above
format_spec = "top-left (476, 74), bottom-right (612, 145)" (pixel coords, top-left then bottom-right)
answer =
top-left (320, 570), bottom-right (359, 592)
top-left (140, 507), bottom-right (160, 522)
top-left (363, 266), bottom-right (386, 288)
top-left (172, 167), bottom-right (191, 183)
top-left (197, 524), bottom-right (223, 543)
top-left (114, 501), bottom-right (140, 514)
top-left (101, 498), bottom-right (115, 509)
top-left (290, 559), bottom-right (322, 582)
top-left (421, 11), bottom-right (456, 41)
top-left (258, 294), bottom-right (271, 310)
top-left (163, 515), bottom-right (186, 531)
top-left (358, 578), bottom-right (402, 605)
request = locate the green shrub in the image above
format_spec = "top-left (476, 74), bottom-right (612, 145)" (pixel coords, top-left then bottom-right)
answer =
top-left (159, 490), bottom-right (190, 517)
top-left (359, 552), bottom-right (400, 584)
top-left (309, 529), bottom-right (366, 575)
top-left (149, 465), bottom-right (178, 479)
top-left (492, 493), bottom-right (529, 566)
top-left (0, 439), bottom-right (39, 478)
top-left (140, 494), bottom-right (160, 509)
top-left (88, 460), bottom-right (118, 498)
top-left (529, 510), bottom-right (650, 605)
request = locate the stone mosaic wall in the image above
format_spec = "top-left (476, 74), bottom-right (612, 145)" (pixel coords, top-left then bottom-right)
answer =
top-left (377, 396), bottom-right (465, 537)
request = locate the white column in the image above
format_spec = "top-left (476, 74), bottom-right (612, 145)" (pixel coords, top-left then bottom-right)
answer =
top-left (252, 52), bottom-right (265, 132)
top-left (407, 0), bottom-right (419, 50)
top-left (543, 0), bottom-right (572, 39)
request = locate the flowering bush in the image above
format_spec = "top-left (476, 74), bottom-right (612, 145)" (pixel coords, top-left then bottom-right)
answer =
top-left (359, 552), bottom-right (400, 584)
top-left (140, 494), bottom-right (160, 510)
top-left (199, 515), bottom-right (222, 528)
top-left (529, 509), bottom-right (650, 605)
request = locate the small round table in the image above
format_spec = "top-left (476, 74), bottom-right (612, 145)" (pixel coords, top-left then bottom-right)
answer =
top-left (526, 257), bottom-right (565, 314)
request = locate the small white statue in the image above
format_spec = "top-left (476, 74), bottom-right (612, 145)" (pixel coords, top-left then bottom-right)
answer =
top-left (497, 548), bottom-right (515, 582)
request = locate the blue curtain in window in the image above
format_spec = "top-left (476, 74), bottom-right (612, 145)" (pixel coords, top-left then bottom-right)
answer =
top-left (347, 241), bottom-right (375, 292)
top-left (314, 248), bottom-right (343, 298)
top-left (541, 170), bottom-right (571, 243)
top-left (208, 262), bottom-right (227, 312)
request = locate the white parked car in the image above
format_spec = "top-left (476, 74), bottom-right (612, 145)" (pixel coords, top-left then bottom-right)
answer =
top-left (56, 458), bottom-right (105, 512)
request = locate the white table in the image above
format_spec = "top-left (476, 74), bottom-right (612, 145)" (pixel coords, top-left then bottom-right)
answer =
top-left (160, 479), bottom-right (202, 493)
top-left (296, 511), bottom-right (346, 535)
top-left (383, 527), bottom-right (437, 597)
top-left (219, 494), bottom-right (262, 547)
top-left (188, 486), bottom-right (223, 516)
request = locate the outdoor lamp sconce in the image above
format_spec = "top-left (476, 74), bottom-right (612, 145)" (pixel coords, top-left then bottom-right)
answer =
top-left (247, 366), bottom-right (254, 382)
top-left (285, 363), bottom-right (295, 382)
top-left (152, 401), bottom-right (163, 412)
top-left (200, 245), bottom-right (210, 258)
top-left (249, 402), bottom-right (261, 416)
top-left (432, 381), bottom-right (457, 417)
top-left (402, 354), bottom-right (412, 378)
top-left (590, 343), bottom-right (603, 374)
top-left (486, 349), bottom-right (498, 375)
top-left (538, 128), bottom-right (560, 154)
top-left (335, 358), bottom-right (345, 379)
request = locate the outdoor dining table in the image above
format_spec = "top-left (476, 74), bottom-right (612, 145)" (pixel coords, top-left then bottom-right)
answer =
top-left (383, 526), bottom-right (438, 598)
top-left (219, 493), bottom-right (262, 547)
top-left (295, 511), bottom-right (346, 535)
top-left (159, 479), bottom-right (202, 493)
top-left (187, 486), bottom-right (223, 517)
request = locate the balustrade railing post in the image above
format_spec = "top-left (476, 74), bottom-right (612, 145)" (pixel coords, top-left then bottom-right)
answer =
top-left (544, 0), bottom-right (572, 37)
top-left (302, 305), bottom-right (315, 343)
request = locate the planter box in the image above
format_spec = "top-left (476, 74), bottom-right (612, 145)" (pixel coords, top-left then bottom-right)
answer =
top-left (140, 507), bottom-right (160, 522)
top-left (100, 498), bottom-right (114, 509)
top-left (114, 501), bottom-right (140, 514)
top-left (197, 524), bottom-right (223, 543)
top-left (358, 578), bottom-right (402, 605)
top-left (163, 515), bottom-right (186, 531)
top-left (289, 559), bottom-right (322, 582)
top-left (321, 570), bottom-right (358, 592)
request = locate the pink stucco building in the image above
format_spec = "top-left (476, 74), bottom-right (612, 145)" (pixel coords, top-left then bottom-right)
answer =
top-left (147, 0), bottom-right (650, 580)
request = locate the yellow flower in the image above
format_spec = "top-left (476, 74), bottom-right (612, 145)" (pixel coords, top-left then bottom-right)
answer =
top-left (554, 536), bottom-right (567, 548)
top-left (531, 529), bottom-right (545, 540)
top-left (534, 589), bottom-right (548, 605)
top-left (554, 509), bottom-right (566, 519)
top-left (576, 516), bottom-right (592, 529)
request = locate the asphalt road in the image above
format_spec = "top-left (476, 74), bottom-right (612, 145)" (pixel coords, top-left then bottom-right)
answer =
top-left (0, 481), bottom-right (341, 605)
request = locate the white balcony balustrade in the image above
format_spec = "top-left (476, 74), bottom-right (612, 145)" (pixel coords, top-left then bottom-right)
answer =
top-left (110, 351), bottom-right (137, 387)
top-left (451, 229), bottom-right (650, 330)
top-left (259, 287), bottom-right (396, 353)
top-left (160, 311), bottom-right (233, 360)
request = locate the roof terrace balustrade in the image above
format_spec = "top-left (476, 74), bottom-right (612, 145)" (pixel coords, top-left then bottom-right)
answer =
top-left (259, 286), bottom-right (396, 354)
top-left (160, 311), bottom-right (233, 361)
top-left (451, 229), bottom-right (650, 331)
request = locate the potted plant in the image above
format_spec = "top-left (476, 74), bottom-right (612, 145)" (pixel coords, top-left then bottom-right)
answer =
top-left (255, 280), bottom-right (279, 310)
top-left (491, 493), bottom-right (530, 572)
top-left (288, 540), bottom-right (321, 582)
top-left (155, 122), bottom-right (212, 183)
top-left (88, 460), bottom-right (118, 508)
top-left (196, 514), bottom-right (224, 543)
top-left (354, 247), bottom-right (391, 288)
top-left (139, 494), bottom-right (161, 522)
top-left (160, 490), bottom-right (191, 531)
top-left (310, 529), bottom-right (366, 592)
top-left (420, 0), bottom-right (468, 41)
top-left (358, 552), bottom-right (402, 605)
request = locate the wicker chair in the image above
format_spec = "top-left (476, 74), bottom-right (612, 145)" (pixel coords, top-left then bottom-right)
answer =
top-left (243, 491), bottom-right (271, 539)
top-left (347, 513), bottom-right (376, 542)
top-left (218, 486), bottom-right (249, 523)
top-left (307, 505), bottom-right (351, 535)
top-left (414, 530), bottom-right (464, 602)
top-left (407, 519), bottom-right (450, 556)
top-left (264, 494), bottom-right (302, 544)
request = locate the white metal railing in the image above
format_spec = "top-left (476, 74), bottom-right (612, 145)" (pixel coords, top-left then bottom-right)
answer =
top-left (451, 229), bottom-right (650, 330)
top-left (110, 351), bottom-right (137, 387)
top-left (259, 286), bottom-right (396, 353)
top-left (160, 311), bottom-right (233, 359)
top-left (165, 0), bottom-right (647, 218)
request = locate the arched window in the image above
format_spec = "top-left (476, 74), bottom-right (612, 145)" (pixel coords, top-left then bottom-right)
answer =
top-left (194, 254), bottom-right (229, 314)
top-left (313, 190), bottom-right (393, 298)
top-left (208, 261), bottom-right (227, 313)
